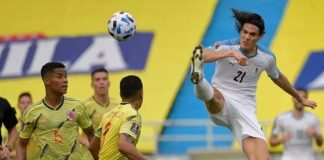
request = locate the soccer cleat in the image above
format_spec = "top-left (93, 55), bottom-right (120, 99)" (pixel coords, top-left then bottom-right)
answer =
top-left (190, 45), bottom-right (204, 84)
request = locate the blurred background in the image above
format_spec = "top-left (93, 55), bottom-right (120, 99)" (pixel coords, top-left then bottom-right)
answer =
top-left (1, 0), bottom-right (324, 159)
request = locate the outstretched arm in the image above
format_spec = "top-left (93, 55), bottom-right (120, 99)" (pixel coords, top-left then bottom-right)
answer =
top-left (271, 72), bottom-right (317, 108)
top-left (204, 48), bottom-right (248, 65)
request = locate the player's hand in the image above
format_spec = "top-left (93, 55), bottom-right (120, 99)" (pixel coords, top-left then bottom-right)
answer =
top-left (282, 132), bottom-right (292, 143)
top-left (301, 98), bottom-right (317, 109)
top-left (306, 127), bottom-right (317, 137)
top-left (0, 147), bottom-right (10, 160)
top-left (232, 51), bottom-right (248, 66)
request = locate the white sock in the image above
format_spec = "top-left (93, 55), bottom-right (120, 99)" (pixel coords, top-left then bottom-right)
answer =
top-left (194, 79), bottom-right (214, 102)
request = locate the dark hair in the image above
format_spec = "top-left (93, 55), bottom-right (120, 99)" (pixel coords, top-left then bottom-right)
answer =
top-left (18, 92), bottom-right (32, 101)
top-left (91, 68), bottom-right (108, 78)
top-left (120, 75), bottom-right (143, 99)
top-left (232, 8), bottom-right (265, 35)
top-left (41, 62), bottom-right (65, 78)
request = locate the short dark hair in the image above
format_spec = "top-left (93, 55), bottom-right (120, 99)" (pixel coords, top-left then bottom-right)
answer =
top-left (120, 75), bottom-right (143, 99)
top-left (91, 68), bottom-right (108, 78)
top-left (18, 92), bottom-right (32, 101)
top-left (232, 8), bottom-right (265, 35)
top-left (41, 62), bottom-right (65, 78)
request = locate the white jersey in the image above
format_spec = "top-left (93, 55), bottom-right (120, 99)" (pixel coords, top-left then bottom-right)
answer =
top-left (272, 111), bottom-right (322, 160)
top-left (208, 38), bottom-right (279, 105)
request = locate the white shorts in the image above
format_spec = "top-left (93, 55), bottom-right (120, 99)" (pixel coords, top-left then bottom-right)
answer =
top-left (208, 91), bottom-right (266, 147)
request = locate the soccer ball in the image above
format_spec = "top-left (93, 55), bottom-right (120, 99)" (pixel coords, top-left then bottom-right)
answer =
top-left (108, 11), bottom-right (136, 41)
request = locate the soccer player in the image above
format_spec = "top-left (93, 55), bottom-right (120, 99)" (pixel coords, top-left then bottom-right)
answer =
top-left (78, 68), bottom-right (119, 159)
top-left (89, 75), bottom-right (148, 160)
top-left (190, 9), bottom-right (317, 160)
top-left (270, 89), bottom-right (323, 160)
top-left (16, 62), bottom-right (95, 160)
top-left (0, 97), bottom-right (18, 160)
top-left (9, 92), bottom-right (33, 159)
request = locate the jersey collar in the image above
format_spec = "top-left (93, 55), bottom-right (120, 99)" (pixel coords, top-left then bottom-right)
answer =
top-left (239, 47), bottom-right (258, 58)
top-left (92, 96), bottom-right (109, 107)
top-left (42, 97), bottom-right (64, 110)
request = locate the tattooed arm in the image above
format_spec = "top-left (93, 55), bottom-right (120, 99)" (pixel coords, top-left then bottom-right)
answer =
top-left (118, 133), bottom-right (148, 160)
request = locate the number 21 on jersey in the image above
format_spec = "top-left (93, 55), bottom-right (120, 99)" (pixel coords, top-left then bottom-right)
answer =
top-left (233, 71), bottom-right (246, 83)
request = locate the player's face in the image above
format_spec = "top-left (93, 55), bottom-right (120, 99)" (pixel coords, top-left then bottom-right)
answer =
top-left (46, 68), bottom-right (68, 94)
top-left (239, 23), bottom-right (262, 52)
top-left (18, 96), bottom-right (32, 114)
top-left (91, 72), bottom-right (110, 95)
top-left (293, 90), bottom-right (308, 111)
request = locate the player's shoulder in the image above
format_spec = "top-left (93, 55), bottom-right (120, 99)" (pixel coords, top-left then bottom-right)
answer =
top-left (23, 100), bottom-right (44, 116)
top-left (0, 97), bottom-right (9, 104)
top-left (304, 111), bottom-right (319, 120)
top-left (257, 44), bottom-right (276, 60)
top-left (122, 104), bottom-right (140, 119)
top-left (64, 96), bottom-right (85, 108)
top-left (109, 97), bottom-right (120, 107)
top-left (214, 38), bottom-right (240, 46)
top-left (276, 111), bottom-right (291, 120)
top-left (82, 96), bottom-right (94, 106)
top-left (64, 96), bottom-right (82, 104)
top-left (83, 96), bottom-right (93, 103)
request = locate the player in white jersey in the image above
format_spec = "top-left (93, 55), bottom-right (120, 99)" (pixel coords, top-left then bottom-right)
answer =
top-left (270, 89), bottom-right (323, 160)
top-left (190, 9), bottom-right (317, 160)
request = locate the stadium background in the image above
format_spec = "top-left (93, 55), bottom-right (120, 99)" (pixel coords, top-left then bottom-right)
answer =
top-left (1, 0), bottom-right (324, 158)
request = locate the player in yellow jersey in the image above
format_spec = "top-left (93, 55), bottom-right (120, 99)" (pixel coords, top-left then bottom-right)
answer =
top-left (78, 68), bottom-right (119, 159)
top-left (89, 75), bottom-right (148, 160)
top-left (10, 92), bottom-right (38, 160)
top-left (16, 62), bottom-right (95, 160)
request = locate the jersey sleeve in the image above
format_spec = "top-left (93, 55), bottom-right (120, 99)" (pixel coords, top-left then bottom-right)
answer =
top-left (20, 110), bottom-right (36, 139)
top-left (77, 103), bottom-right (92, 129)
top-left (206, 38), bottom-right (239, 51)
top-left (2, 99), bottom-right (18, 130)
top-left (119, 114), bottom-right (141, 140)
top-left (271, 116), bottom-right (282, 136)
top-left (266, 56), bottom-right (280, 79)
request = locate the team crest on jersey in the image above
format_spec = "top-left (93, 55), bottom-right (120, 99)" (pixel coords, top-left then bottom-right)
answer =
top-left (255, 67), bottom-right (259, 73)
top-left (66, 110), bottom-right (76, 121)
top-left (130, 122), bottom-right (140, 134)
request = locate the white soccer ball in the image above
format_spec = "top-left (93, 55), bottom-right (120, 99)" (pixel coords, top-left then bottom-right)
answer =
top-left (108, 11), bottom-right (136, 41)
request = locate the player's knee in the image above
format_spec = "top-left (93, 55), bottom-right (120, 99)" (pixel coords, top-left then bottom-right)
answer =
top-left (205, 104), bottom-right (221, 114)
top-left (205, 97), bottom-right (224, 114)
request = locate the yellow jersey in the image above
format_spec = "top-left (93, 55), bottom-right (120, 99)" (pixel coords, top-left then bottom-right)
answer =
top-left (96, 103), bottom-right (142, 160)
top-left (79, 96), bottom-right (119, 160)
top-left (16, 119), bottom-right (39, 160)
top-left (20, 97), bottom-right (92, 160)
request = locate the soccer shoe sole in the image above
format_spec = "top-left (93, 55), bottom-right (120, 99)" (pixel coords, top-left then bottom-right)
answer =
top-left (190, 45), bottom-right (204, 84)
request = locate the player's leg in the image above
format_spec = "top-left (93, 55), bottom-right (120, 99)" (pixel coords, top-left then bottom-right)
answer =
top-left (242, 137), bottom-right (269, 160)
top-left (190, 45), bottom-right (225, 114)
